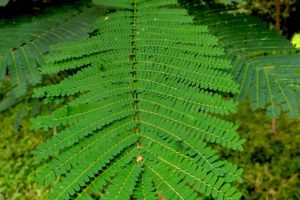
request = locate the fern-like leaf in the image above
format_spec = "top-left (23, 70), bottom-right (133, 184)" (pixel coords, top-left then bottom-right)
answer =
top-left (190, 3), bottom-right (300, 118)
top-left (0, 4), bottom-right (102, 111)
top-left (33, 1), bottom-right (244, 199)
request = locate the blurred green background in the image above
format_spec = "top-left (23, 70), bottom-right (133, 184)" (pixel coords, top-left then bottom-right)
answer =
top-left (0, 0), bottom-right (300, 199)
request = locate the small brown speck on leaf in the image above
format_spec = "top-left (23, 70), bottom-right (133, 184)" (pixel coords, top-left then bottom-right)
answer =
top-left (136, 156), bottom-right (143, 162)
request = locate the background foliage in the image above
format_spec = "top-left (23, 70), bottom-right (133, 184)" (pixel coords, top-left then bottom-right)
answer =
top-left (0, 0), bottom-right (100, 112)
top-left (0, 81), bottom-right (50, 200)
top-left (188, 2), bottom-right (300, 120)
top-left (241, 0), bottom-right (299, 36)
top-left (226, 103), bottom-right (300, 200)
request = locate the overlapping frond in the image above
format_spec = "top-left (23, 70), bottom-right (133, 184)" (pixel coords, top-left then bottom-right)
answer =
top-left (33, 0), bottom-right (244, 199)
top-left (0, 4), bottom-right (102, 111)
top-left (190, 4), bottom-right (300, 118)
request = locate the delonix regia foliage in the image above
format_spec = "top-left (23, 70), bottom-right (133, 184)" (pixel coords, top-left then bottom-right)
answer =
top-left (189, 2), bottom-right (300, 119)
top-left (0, 4), bottom-right (101, 111)
top-left (32, 0), bottom-right (245, 199)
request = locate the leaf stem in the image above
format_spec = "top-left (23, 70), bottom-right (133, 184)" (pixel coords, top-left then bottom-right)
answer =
top-left (272, 117), bottom-right (277, 135)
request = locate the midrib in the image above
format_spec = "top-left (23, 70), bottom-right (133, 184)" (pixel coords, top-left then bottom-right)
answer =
top-left (131, 0), bottom-right (141, 142)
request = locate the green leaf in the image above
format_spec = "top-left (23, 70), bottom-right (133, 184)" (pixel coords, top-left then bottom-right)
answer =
top-left (190, 4), bottom-right (300, 119)
top-left (32, 1), bottom-right (244, 199)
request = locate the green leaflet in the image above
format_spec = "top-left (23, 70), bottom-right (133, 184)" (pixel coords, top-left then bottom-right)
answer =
top-left (190, 3), bottom-right (300, 118)
top-left (0, 4), bottom-right (102, 111)
top-left (33, 0), bottom-right (244, 199)
top-left (133, 170), bottom-right (158, 199)
top-left (101, 163), bottom-right (143, 200)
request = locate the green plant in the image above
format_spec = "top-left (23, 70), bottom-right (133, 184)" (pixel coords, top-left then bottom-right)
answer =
top-left (0, 3), bottom-right (101, 111)
top-left (0, 98), bottom-right (49, 200)
top-left (32, 0), bottom-right (245, 199)
top-left (292, 33), bottom-right (300, 48)
top-left (186, 2), bottom-right (300, 133)
top-left (232, 0), bottom-right (299, 34)
top-left (224, 101), bottom-right (300, 200)
top-left (197, 6), bottom-right (299, 117)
